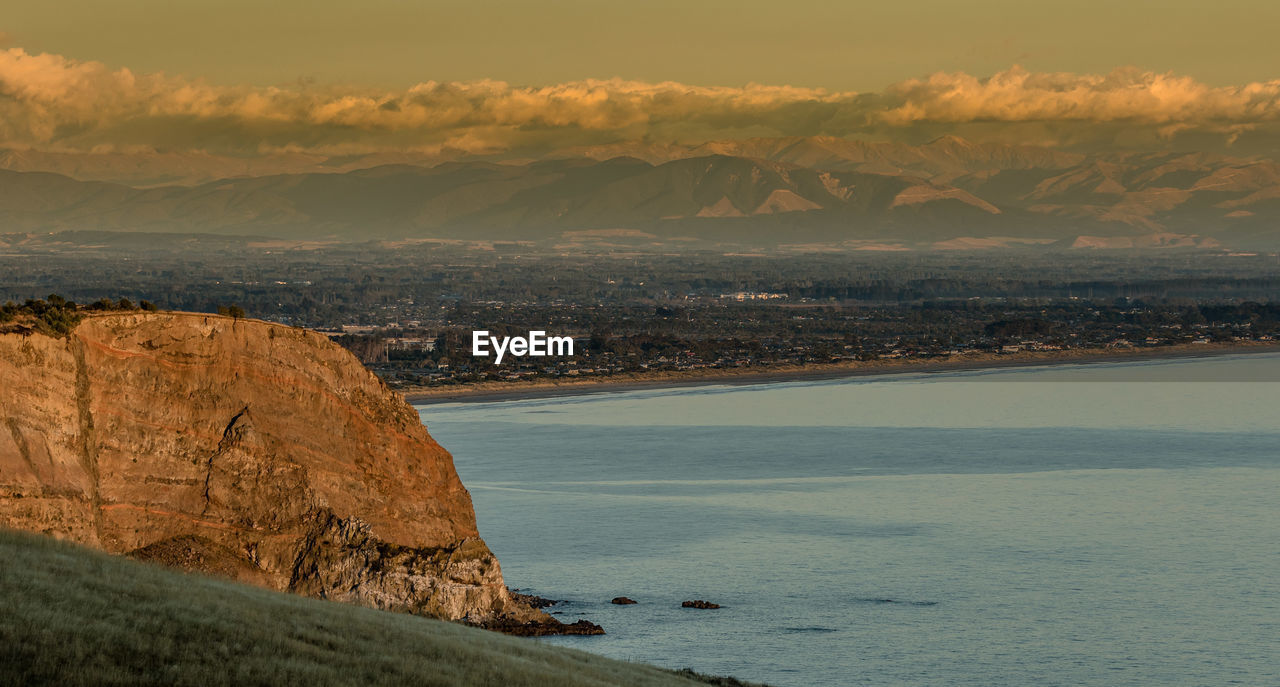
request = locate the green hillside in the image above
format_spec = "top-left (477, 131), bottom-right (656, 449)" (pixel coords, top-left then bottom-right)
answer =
top-left (0, 530), bottom-right (747, 687)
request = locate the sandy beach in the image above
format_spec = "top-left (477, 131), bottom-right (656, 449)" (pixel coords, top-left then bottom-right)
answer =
top-left (403, 340), bottom-right (1280, 404)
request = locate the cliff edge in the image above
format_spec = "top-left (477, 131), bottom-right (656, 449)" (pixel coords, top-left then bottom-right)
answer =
top-left (0, 312), bottom-right (547, 626)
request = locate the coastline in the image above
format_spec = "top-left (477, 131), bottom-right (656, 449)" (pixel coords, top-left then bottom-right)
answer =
top-left (402, 341), bottom-right (1280, 404)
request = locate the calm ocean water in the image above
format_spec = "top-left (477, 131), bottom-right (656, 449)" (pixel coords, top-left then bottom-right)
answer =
top-left (416, 354), bottom-right (1280, 687)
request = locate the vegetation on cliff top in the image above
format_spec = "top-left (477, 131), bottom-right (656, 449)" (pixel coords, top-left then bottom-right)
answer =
top-left (0, 295), bottom-right (246, 337)
top-left (0, 530), bottom-right (759, 687)
top-left (1, 294), bottom-right (150, 336)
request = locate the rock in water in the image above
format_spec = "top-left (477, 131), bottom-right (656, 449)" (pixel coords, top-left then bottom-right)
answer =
top-left (509, 589), bottom-right (560, 608)
top-left (682, 600), bottom-right (721, 609)
top-left (0, 312), bottom-right (550, 628)
top-left (611, 596), bottom-right (638, 605)
top-left (483, 617), bottom-right (606, 636)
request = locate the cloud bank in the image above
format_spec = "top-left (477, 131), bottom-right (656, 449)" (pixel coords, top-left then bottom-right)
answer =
top-left (3, 48), bottom-right (1279, 157)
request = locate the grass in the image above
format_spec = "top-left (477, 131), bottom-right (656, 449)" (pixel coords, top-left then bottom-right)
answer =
top-left (0, 529), bottom-right (751, 687)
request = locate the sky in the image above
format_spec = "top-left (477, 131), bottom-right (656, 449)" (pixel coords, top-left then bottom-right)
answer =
top-left (2, 1), bottom-right (1279, 161)
top-left (6, 0), bottom-right (1278, 90)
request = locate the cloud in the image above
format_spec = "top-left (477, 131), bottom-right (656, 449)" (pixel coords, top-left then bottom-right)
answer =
top-left (875, 66), bottom-right (1280, 125)
top-left (3, 47), bottom-right (1280, 158)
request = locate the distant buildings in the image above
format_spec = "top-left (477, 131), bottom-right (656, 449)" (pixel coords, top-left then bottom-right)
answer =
top-left (718, 292), bottom-right (788, 301)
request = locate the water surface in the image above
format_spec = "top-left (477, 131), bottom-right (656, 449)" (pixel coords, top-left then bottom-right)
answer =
top-left (418, 354), bottom-right (1280, 686)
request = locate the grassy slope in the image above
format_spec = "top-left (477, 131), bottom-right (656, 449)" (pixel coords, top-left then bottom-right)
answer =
top-left (0, 530), bottom-right (718, 687)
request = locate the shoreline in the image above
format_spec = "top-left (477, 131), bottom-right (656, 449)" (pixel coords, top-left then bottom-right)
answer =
top-left (402, 341), bottom-right (1280, 405)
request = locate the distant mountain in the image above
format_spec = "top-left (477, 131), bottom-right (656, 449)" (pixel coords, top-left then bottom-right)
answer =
top-left (3, 138), bottom-right (1280, 249)
top-left (560, 135), bottom-right (1088, 180)
top-left (0, 148), bottom-right (462, 187)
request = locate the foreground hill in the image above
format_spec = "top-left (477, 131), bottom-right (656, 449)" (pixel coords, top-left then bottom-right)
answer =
top-left (0, 311), bottom-right (553, 629)
top-left (0, 529), bottom-right (729, 687)
top-left (2, 137), bottom-right (1280, 248)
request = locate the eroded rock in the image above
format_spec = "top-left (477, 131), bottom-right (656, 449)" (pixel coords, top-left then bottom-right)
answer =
top-left (0, 312), bottom-right (549, 628)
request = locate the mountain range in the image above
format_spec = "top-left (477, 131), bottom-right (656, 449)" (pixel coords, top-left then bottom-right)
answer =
top-left (3, 137), bottom-right (1279, 249)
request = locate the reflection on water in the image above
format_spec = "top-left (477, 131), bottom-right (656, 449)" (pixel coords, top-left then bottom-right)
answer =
top-left (417, 354), bottom-right (1280, 687)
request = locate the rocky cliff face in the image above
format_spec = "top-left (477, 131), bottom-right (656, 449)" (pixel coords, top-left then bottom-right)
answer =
top-left (0, 312), bottom-right (543, 625)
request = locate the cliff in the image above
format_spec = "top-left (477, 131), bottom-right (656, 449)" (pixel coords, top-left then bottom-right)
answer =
top-left (0, 312), bottom-right (546, 626)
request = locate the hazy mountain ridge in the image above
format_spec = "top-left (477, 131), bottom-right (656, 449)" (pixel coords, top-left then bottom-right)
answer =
top-left (2, 138), bottom-right (1279, 248)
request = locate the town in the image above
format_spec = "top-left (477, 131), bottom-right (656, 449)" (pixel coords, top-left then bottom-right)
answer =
top-left (3, 235), bottom-right (1277, 391)
top-left (320, 297), bottom-right (1276, 390)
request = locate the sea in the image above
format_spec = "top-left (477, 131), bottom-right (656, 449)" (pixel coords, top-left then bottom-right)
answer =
top-left (415, 353), bottom-right (1280, 687)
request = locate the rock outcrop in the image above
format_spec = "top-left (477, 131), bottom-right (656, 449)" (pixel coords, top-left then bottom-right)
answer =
top-left (681, 600), bottom-right (721, 609)
top-left (0, 312), bottom-right (547, 627)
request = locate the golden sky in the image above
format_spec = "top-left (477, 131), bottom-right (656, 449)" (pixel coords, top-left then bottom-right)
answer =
top-left (2, 1), bottom-right (1278, 158)
top-left (7, 0), bottom-right (1277, 89)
